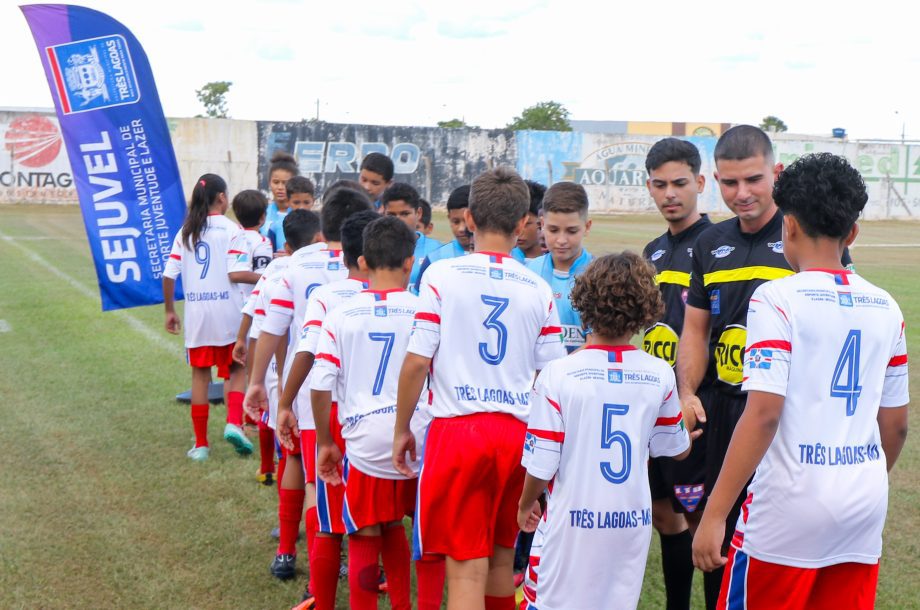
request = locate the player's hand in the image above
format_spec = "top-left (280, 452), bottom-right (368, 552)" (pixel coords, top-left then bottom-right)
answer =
top-left (692, 514), bottom-right (728, 572)
top-left (231, 339), bottom-right (247, 365)
top-left (316, 442), bottom-right (343, 486)
top-left (244, 384), bottom-right (268, 422)
top-left (275, 407), bottom-right (300, 452)
top-left (680, 395), bottom-right (707, 434)
top-left (392, 428), bottom-right (418, 478)
top-left (517, 499), bottom-right (543, 533)
top-left (164, 312), bottom-right (181, 334)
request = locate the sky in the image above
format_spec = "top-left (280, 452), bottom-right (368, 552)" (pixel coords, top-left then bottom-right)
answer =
top-left (2, 0), bottom-right (919, 140)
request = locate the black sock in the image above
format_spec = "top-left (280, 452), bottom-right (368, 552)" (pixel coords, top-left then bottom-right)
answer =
top-left (703, 566), bottom-right (725, 610)
top-left (660, 530), bottom-right (693, 610)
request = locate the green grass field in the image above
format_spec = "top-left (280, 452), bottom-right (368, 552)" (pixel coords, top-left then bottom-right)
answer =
top-left (0, 205), bottom-right (916, 609)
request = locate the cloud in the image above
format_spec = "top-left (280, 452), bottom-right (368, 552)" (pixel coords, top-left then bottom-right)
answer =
top-left (164, 19), bottom-right (204, 32)
top-left (257, 44), bottom-right (294, 61)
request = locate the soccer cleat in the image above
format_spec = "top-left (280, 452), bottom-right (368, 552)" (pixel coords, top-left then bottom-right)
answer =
top-left (339, 561), bottom-right (348, 579)
top-left (224, 423), bottom-right (254, 455)
top-left (291, 587), bottom-right (316, 610)
top-left (378, 569), bottom-right (387, 594)
top-left (186, 446), bottom-right (210, 461)
top-left (257, 471), bottom-right (275, 486)
top-left (270, 553), bottom-right (297, 580)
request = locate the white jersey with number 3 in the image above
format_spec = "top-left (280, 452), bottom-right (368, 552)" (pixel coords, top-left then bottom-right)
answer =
top-left (310, 289), bottom-right (430, 478)
top-left (408, 251), bottom-right (566, 421)
top-left (737, 270), bottom-right (909, 568)
top-left (163, 214), bottom-right (243, 348)
top-left (521, 345), bottom-right (690, 610)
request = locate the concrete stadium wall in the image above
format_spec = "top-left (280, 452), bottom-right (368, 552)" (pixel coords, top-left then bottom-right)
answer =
top-left (2, 109), bottom-right (917, 219)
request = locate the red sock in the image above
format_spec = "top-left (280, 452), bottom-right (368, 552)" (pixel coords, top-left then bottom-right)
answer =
top-left (312, 535), bottom-right (343, 610)
top-left (304, 506), bottom-right (319, 590)
top-left (349, 534), bottom-right (383, 610)
top-left (415, 556), bottom-right (445, 610)
top-left (484, 595), bottom-right (516, 610)
top-left (191, 403), bottom-right (209, 447)
top-left (258, 420), bottom-right (275, 475)
top-left (277, 488), bottom-right (305, 556)
top-left (226, 391), bottom-right (244, 426)
top-left (380, 526), bottom-right (411, 610)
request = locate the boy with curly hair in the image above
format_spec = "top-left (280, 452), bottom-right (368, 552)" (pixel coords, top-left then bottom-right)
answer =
top-left (517, 252), bottom-right (694, 610)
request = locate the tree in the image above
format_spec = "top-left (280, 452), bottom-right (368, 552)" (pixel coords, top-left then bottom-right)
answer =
top-left (196, 81), bottom-right (232, 119)
top-left (437, 118), bottom-right (468, 129)
top-left (760, 115), bottom-right (788, 133)
top-left (506, 101), bottom-right (572, 131)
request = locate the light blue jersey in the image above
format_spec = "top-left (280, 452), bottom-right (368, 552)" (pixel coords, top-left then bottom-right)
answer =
top-left (526, 249), bottom-right (593, 352)
top-left (510, 247), bottom-right (526, 263)
top-left (413, 238), bottom-right (467, 293)
top-left (260, 201), bottom-right (280, 237)
top-left (265, 208), bottom-right (291, 251)
top-left (410, 232), bottom-right (442, 294)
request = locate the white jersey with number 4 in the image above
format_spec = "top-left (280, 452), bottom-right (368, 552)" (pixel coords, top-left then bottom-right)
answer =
top-left (408, 251), bottom-right (566, 421)
top-left (163, 214), bottom-right (242, 348)
top-left (311, 289), bottom-right (430, 478)
top-left (737, 269), bottom-right (909, 568)
top-left (521, 345), bottom-right (690, 610)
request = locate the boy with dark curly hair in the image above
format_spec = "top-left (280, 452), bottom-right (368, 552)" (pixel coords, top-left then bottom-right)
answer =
top-left (516, 252), bottom-right (694, 610)
top-left (693, 153), bottom-right (909, 610)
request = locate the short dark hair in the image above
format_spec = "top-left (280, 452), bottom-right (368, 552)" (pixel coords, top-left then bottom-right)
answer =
top-left (322, 179), bottom-right (362, 204)
top-left (340, 210), bottom-right (380, 268)
top-left (418, 198), bottom-right (433, 226)
top-left (469, 167), bottom-right (530, 235)
top-left (571, 252), bottom-right (664, 339)
top-left (645, 138), bottom-right (702, 175)
top-left (270, 150), bottom-right (299, 177)
top-left (320, 187), bottom-right (373, 242)
top-left (714, 125), bottom-right (774, 163)
top-left (360, 153), bottom-right (394, 182)
top-left (381, 182), bottom-right (420, 209)
top-left (283, 209), bottom-right (321, 250)
top-left (231, 189), bottom-right (268, 229)
top-left (542, 182), bottom-right (589, 218)
top-left (773, 153), bottom-right (867, 239)
top-left (446, 184), bottom-right (471, 211)
top-left (525, 180), bottom-right (546, 216)
top-left (286, 176), bottom-right (315, 198)
top-left (362, 216), bottom-right (415, 270)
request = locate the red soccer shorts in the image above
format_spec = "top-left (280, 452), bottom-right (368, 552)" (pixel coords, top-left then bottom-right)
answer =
top-left (415, 413), bottom-right (526, 561)
top-left (316, 402), bottom-right (347, 534)
top-left (719, 546), bottom-right (879, 610)
top-left (187, 343), bottom-right (234, 379)
top-left (298, 429), bottom-right (315, 483)
top-left (342, 464), bottom-right (416, 534)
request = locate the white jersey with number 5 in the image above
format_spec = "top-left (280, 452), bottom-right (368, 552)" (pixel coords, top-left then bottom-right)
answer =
top-left (310, 289), bottom-right (430, 478)
top-left (408, 251), bottom-right (566, 421)
top-left (521, 345), bottom-right (689, 610)
top-left (737, 269), bottom-right (909, 568)
top-left (163, 214), bottom-right (243, 348)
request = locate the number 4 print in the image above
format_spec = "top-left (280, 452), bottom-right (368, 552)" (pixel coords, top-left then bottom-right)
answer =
top-left (830, 330), bottom-right (862, 416)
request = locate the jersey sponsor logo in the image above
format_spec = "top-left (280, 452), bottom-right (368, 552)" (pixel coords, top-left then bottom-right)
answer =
top-left (235, 252), bottom-right (250, 263)
top-left (715, 324), bottom-right (746, 385)
top-left (687, 247), bottom-right (693, 258)
top-left (768, 240), bottom-right (784, 253)
top-left (838, 292), bottom-right (853, 307)
top-left (524, 431), bottom-right (537, 454)
top-left (374, 305), bottom-right (387, 317)
top-left (608, 369), bottom-right (623, 383)
top-left (489, 267), bottom-right (504, 280)
top-left (650, 249), bottom-right (666, 262)
top-left (327, 261), bottom-right (340, 270)
top-left (747, 348), bottom-right (773, 369)
top-left (710, 289), bottom-right (721, 315)
top-left (674, 484), bottom-right (705, 512)
top-left (711, 245), bottom-right (735, 259)
top-left (643, 322), bottom-right (679, 367)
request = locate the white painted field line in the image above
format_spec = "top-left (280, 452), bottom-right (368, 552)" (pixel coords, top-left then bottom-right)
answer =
top-left (0, 230), bottom-right (182, 357)
top-left (4, 235), bottom-right (81, 241)
top-left (0, 320), bottom-right (10, 333)
top-left (851, 243), bottom-right (920, 248)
